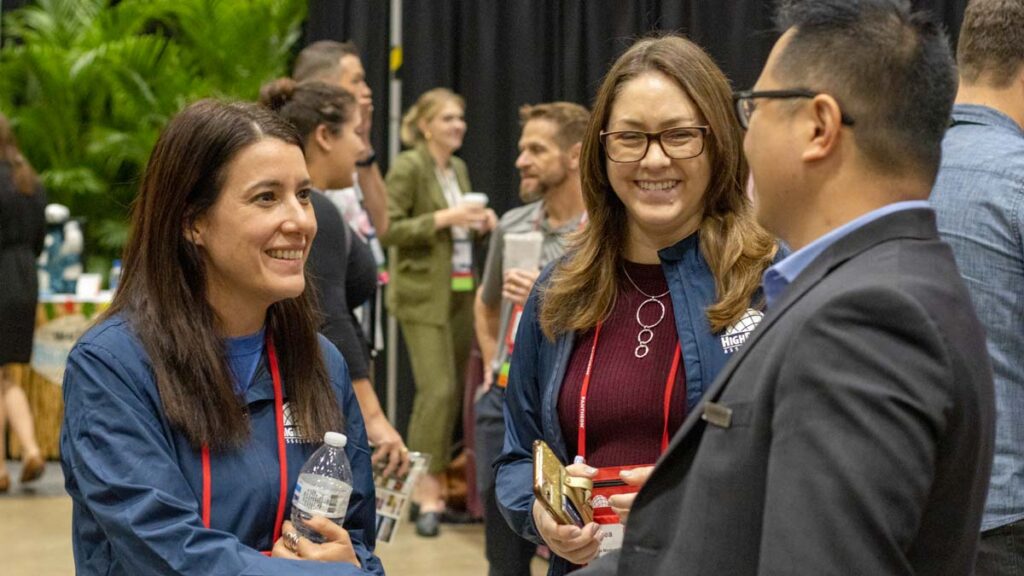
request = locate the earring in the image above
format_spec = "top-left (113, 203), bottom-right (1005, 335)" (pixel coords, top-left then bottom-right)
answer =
top-left (425, 131), bottom-right (432, 141)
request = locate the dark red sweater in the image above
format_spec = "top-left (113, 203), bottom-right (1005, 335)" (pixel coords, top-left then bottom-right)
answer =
top-left (557, 261), bottom-right (687, 468)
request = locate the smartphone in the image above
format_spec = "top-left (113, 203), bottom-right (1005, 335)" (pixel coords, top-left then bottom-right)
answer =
top-left (532, 440), bottom-right (593, 527)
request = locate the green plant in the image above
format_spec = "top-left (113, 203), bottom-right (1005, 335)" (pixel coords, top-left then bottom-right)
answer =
top-left (0, 0), bottom-right (307, 266)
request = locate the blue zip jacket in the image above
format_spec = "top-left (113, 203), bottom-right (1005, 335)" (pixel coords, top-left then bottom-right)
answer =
top-left (495, 233), bottom-right (769, 575)
top-left (60, 315), bottom-right (385, 575)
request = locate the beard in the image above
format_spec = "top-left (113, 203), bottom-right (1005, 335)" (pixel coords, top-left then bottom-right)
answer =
top-left (518, 182), bottom-right (544, 203)
top-left (518, 170), bottom-right (567, 204)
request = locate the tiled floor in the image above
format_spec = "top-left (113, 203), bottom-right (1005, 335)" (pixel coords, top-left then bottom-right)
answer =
top-left (0, 460), bottom-right (547, 575)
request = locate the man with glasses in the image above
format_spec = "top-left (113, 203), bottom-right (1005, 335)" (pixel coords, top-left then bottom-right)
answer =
top-left (930, 1), bottom-right (1024, 573)
top-left (579, 1), bottom-right (994, 575)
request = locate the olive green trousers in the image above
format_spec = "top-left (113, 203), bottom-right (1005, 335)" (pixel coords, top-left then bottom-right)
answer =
top-left (400, 289), bottom-right (474, 474)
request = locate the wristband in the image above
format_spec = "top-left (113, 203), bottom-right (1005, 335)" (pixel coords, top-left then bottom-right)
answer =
top-left (356, 149), bottom-right (377, 167)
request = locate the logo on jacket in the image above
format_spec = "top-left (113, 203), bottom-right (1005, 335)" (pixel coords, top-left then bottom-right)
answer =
top-left (720, 309), bottom-right (764, 354)
top-left (282, 402), bottom-right (315, 444)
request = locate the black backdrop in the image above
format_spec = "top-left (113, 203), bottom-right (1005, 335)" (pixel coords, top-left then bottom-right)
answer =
top-left (306, 0), bottom-right (968, 219)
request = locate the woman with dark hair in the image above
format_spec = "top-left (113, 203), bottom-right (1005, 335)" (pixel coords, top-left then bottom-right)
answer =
top-left (0, 112), bottom-right (47, 492)
top-left (495, 35), bottom-right (778, 574)
top-left (59, 99), bottom-right (383, 575)
top-left (260, 78), bottom-right (410, 478)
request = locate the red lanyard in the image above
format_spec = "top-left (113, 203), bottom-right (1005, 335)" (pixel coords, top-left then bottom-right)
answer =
top-left (201, 333), bottom-right (288, 555)
top-left (576, 322), bottom-right (682, 462)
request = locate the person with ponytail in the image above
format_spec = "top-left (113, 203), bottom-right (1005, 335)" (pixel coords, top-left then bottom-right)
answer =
top-left (494, 35), bottom-right (778, 574)
top-left (0, 111), bottom-right (47, 492)
top-left (60, 99), bottom-right (383, 575)
top-left (260, 78), bottom-right (410, 479)
top-left (380, 87), bottom-right (497, 537)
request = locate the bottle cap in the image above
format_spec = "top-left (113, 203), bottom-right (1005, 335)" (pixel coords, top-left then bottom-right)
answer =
top-left (324, 432), bottom-right (348, 448)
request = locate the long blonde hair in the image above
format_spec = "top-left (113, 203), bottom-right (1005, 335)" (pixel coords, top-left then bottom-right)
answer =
top-left (540, 35), bottom-right (776, 339)
top-left (400, 87), bottom-right (465, 147)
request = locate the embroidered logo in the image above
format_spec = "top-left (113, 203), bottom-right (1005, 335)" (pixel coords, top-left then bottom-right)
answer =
top-left (282, 402), bottom-right (315, 444)
top-left (720, 309), bottom-right (764, 354)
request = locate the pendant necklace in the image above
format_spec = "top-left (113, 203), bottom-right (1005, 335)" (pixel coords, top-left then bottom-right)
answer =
top-left (622, 266), bottom-right (669, 359)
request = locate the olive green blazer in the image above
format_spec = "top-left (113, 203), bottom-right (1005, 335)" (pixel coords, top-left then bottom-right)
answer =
top-left (381, 144), bottom-right (473, 326)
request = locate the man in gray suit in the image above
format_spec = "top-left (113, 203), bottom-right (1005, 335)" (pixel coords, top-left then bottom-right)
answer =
top-left (579, 1), bottom-right (995, 574)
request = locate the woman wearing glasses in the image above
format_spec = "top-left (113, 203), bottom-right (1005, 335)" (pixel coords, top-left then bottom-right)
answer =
top-left (495, 35), bottom-right (778, 574)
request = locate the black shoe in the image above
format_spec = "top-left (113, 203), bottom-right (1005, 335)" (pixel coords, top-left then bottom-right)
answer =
top-left (415, 511), bottom-right (442, 537)
top-left (408, 501), bottom-right (420, 522)
top-left (441, 508), bottom-right (481, 524)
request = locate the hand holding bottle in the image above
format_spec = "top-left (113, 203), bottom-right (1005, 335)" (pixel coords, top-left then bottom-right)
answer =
top-left (272, 518), bottom-right (361, 566)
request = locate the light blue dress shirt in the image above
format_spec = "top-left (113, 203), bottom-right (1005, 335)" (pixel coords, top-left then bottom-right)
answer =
top-left (931, 103), bottom-right (1024, 531)
top-left (762, 201), bottom-right (932, 309)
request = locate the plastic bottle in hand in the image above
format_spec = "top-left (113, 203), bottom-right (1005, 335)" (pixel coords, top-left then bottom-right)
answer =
top-left (291, 431), bottom-right (354, 543)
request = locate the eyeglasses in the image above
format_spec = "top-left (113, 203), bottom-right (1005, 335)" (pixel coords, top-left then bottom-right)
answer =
top-left (599, 126), bottom-right (710, 163)
top-left (732, 89), bottom-right (856, 130)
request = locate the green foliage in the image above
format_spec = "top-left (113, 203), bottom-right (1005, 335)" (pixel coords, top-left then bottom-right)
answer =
top-left (0, 0), bottom-right (307, 263)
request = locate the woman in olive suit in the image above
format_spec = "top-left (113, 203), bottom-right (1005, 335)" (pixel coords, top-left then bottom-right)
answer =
top-left (381, 88), bottom-right (496, 537)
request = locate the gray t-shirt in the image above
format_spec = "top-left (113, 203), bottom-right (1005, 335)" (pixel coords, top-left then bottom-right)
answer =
top-left (480, 200), bottom-right (584, 376)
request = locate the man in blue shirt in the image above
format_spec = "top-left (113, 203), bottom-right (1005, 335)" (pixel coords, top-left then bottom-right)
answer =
top-left (930, 1), bottom-right (1024, 573)
top-left (579, 1), bottom-right (994, 575)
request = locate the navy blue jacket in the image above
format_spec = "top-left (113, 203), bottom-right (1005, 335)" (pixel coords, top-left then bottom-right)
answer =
top-left (495, 233), bottom-right (767, 575)
top-left (60, 315), bottom-right (384, 575)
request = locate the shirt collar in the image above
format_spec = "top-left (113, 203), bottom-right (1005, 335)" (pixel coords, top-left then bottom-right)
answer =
top-left (536, 201), bottom-right (585, 234)
top-left (763, 200), bottom-right (932, 309)
top-left (952, 104), bottom-right (1024, 137)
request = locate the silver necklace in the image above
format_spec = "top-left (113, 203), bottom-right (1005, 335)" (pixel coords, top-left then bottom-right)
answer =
top-left (622, 266), bottom-right (670, 359)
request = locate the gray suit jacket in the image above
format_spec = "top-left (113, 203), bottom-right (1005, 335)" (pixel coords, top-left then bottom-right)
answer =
top-left (581, 208), bottom-right (995, 576)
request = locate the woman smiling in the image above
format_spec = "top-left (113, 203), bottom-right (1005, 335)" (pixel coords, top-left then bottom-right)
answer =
top-left (60, 100), bottom-right (382, 575)
top-left (495, 35), bottom-right (778, 574)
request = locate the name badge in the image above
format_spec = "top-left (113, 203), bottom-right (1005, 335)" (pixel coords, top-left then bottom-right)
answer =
top-left (451, 237), bottom-right (474, 292)
top-left (702, 402), bottom-right (733, 428)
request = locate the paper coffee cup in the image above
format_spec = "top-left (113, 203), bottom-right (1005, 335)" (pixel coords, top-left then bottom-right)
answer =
top-left (461, 192), bottom-right (489, 208)
top-left (503, 231), bottom-right (543, 271)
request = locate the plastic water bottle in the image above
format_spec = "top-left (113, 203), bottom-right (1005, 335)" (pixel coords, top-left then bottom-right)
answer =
top-left (109, 259), bottom-right (122, 292)
top-left (290, 432), bottom-right (353, 543)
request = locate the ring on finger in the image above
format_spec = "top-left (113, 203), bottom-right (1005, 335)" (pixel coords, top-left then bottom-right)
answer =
top-left (284, 530), bottom-right (301, 552)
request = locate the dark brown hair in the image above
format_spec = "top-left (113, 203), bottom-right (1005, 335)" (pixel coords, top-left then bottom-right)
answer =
top-left (259, 77), bottom-right (357, 143)
top-left (774, 0), bottom-right (956, 180)
top-left (518, 102), bottom-right (590, 150)
top-left (105, 99), bottom-right (342, 450)
top-left (0, 112), bottom-right (40, 195)
top-left (293, 40), bottom-right (360, 84)
top-left (957, 0), bottom-right (1024, 88)
top-left (540, 35), bottom-right (776, 339)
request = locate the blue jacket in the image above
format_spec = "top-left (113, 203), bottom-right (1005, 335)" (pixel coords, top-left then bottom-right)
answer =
top-left (60, 315), bottom-right (384, 575)
top-left (495, 233), bottom-right (767, 575)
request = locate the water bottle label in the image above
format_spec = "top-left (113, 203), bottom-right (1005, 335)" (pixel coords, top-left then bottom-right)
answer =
top-left (292, 476), bottom-right (351, 520)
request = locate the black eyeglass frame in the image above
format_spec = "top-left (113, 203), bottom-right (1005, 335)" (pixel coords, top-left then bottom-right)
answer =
top-left (598, 126), bottom-right (711, 163)
top-left (732, 89), bottom-right (856, 130)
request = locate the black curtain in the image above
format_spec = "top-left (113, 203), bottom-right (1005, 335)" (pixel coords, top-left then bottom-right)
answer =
top-left (305, 0), bottom-right (967, 220)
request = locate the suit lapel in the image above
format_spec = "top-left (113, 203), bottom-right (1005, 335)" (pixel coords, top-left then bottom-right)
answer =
top-left (658, 208), bottom-right (940, 458)
top-left (415, 145), bottom-right (450, 211)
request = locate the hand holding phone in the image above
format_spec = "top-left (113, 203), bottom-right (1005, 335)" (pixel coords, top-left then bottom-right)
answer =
top-left (531, 441), bottom-right (602, 565)
top-left (532, 440), bottom-right (593, 526)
